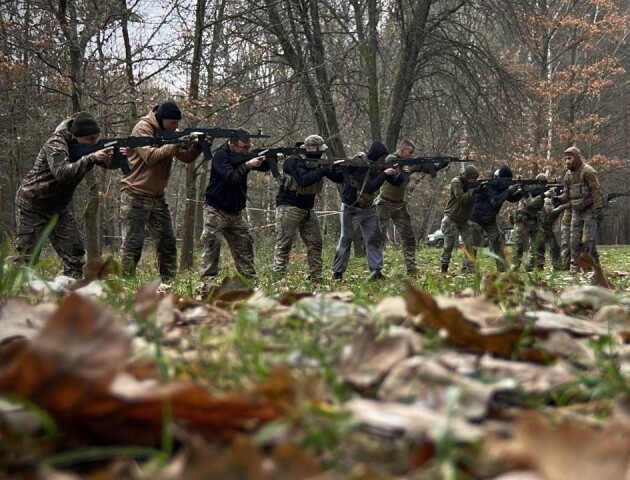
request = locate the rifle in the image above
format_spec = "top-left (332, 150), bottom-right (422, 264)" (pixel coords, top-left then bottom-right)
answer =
top-left (470, 178), bottom-right (549, 191)
top-left (302, 155), bottom-right (470, 177)
top-left (69, 137), bottom-right (155, 174)
top-left (249, 147), bottom-right (307, 180)
top-left (155, 127), bottom-right (270, 160)
top-left (525, 182), bottom-right (564, 197)
top-left (388, 156), bottom-right (470, 178)
top-left (603, 192), bottom-right (630, 206)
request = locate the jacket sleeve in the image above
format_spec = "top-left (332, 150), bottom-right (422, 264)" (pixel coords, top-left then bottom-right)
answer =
top-left (131, 120), bottom-right (180, 167)
top-left (45, 135), bottom-right (95, 185)
top-left (211, 149), bottom-right (252, 186)
top-left (584, 169), bottom-right (603, 209)
top-left (289, 157), bottom-right (328, 187)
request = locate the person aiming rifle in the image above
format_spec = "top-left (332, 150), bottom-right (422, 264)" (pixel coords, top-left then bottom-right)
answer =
top-left (375, 139), bottom-right (451, 276)
top-left (199, 128), bottom-right (269, 282)
top-left (470, 165), bottom-right (524, 272)
top-left (15, 112), bottom-right (122, 278)
top-left (120, 101), bottom-right (203, 283)
top-left (271, 135), bottom-right (342, 283)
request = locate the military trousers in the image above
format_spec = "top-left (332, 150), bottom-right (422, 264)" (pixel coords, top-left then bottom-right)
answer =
top-left (570, 207), bottom-right (598, 268)
top-left (512, 221), bottom-right (544, 271)
top-left (120, 191), bottom-right (177, 281)
top-left (439, 216), bottom-right (475, 272)
top-left (272, 205), bottom-right (323, 282)
top-left (470, 221), bottom-right (508, 271)
top-left (376, 199), bottom-right (418, 274)
top-left (15, 193), bottom-right (85, 278)
top-left (199, 204), bottom-right (256, 280)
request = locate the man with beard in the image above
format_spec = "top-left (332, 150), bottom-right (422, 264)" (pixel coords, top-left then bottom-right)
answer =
top-left (556, 146), bottom-right (603, 270)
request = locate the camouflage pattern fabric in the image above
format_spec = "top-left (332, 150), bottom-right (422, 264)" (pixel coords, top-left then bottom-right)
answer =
top-left (376, 199), bottom-right (418, 274)
top-left (272, 205), bottom-right (324, 282)
top-left (560, 208), bottom-right (572, 270)
top-left (570, 208), bottom-right (599, 268)
top-left (120, 191), bottom-right (177, 281)
top-left (439, 215), bottom-right (475, 273)
top-left (199, 204), bottom-right (256, 280)
top-left (512, 220), bottom-right (545, 271)
top-left (541, 224), bottom-right (563, 270)
top-left (15, 193), bottom-right (85, 278)
top-left (470, 221), bottom-right (508, 271)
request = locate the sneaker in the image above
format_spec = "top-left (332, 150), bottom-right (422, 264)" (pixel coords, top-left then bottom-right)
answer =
top-left (368, 270), bottom-right (386, 281)
top-left (332, 272), bottom-right (343, 280)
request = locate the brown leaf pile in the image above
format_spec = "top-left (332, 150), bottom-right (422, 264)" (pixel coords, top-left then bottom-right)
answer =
top-left (0, 293), bottom-right (286, 445)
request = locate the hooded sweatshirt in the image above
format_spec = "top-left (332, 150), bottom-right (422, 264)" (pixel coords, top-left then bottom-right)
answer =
top-left (120, 107), bottom-right (201, 197)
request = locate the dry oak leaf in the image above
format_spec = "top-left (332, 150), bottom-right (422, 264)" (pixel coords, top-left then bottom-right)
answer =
top-left (484, 411), bottom-right (630, 480)
top-left (0, 293), bottom-right (283, 444)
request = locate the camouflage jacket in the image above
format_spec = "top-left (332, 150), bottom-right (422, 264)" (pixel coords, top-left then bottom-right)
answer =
top-left (17, 118), bottom-right (97, 210)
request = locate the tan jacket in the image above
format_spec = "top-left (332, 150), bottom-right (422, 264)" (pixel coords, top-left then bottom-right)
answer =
top-left (120, 108), bottom-right (201, 197)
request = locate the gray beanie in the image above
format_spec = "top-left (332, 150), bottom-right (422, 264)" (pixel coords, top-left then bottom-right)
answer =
top-left (69, 112), bottom-right (101, 137)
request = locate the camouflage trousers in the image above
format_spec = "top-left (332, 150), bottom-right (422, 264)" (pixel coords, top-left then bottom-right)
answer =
top-left (376, 199), bottom-right (418, 274)
top-left (541, 225), bottom-right (563, 270)
top-left (15, 193), bottom-right (85, 278)
top-left (560, 208), bottom-right (572, 270)
top-left (570, 207), bottom-right (598, 268)
top-left (332, 204), bottom-right (383, 275)
top-left (439, 216), bottom-right (475, 273)
top-left (512, 221), bottom-right (544, 271)
top-left (120, 191), bottom-right (177, 281)
top-left (199, 205), bottom-right (256, 280)
top-left (272, 205), bottom-right (323, 282)
top-left (470, 221), bottom-right (508, 271)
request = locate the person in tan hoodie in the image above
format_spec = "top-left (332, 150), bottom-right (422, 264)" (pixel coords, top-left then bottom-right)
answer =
top-left (120, 101), bottom-right (202, 282)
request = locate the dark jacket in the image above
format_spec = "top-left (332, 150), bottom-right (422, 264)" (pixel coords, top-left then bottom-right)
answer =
top-left (340, 158), bottom-right (404, 207)
top-left (276, 154), bottom-right (342, 210)
top-left (471, 183), bottom-right (523, 226)
top-left (205, 144), bottom-right (270, 213)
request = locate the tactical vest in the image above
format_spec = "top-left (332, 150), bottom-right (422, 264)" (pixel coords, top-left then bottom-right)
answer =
top-left (566, 164), bottom-right (595, 210)
top-left (282, 154), bottom-right (324, 196)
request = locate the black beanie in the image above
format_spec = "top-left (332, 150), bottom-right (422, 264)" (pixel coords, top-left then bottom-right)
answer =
top-left (366, 140), bottom-right (388, 161)
top-left (497, 165), bottom-right (513, 178)
top-left (69, 112), bottom-right (101, 137)
top-left (156, 101), bottom-right (182, 121)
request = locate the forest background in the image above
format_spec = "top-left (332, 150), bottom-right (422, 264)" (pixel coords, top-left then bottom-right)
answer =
top-left (2, 0), bottom-right (630, 271)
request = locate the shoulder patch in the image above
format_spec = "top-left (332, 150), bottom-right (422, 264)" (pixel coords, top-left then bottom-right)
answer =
top-left (52, 153), bottom-right (67, 166)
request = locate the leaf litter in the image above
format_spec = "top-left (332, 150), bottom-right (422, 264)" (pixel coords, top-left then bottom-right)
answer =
top-left (2, 265), bottom-right (630, 479)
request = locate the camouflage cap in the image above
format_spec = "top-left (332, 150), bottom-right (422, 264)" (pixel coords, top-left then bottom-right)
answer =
top-left (304, 134), bottom-right (328, 151)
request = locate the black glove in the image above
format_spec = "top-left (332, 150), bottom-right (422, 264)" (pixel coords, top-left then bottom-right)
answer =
top-left (594, 208), bottom-right (603, 222)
